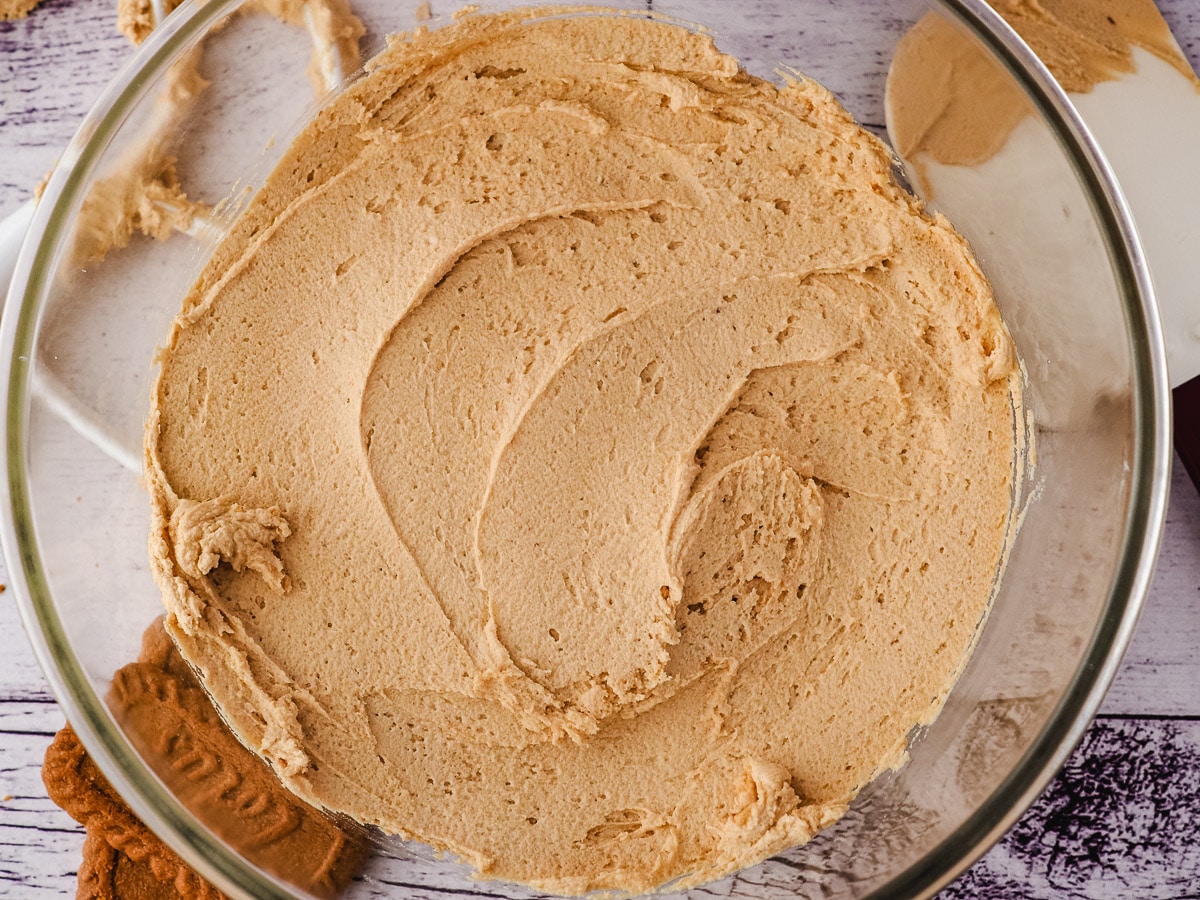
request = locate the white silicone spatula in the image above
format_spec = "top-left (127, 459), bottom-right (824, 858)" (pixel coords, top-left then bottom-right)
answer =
top-left (886, 7), bottom-right (1200, 489)
top-left (1069, 47), bottom-right (1200, 391)
top-left (1067, 37), bottom-right (1200, 489)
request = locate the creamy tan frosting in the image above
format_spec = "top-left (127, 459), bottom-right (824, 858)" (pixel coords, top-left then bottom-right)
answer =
top-left (994, 0), bottom-right (1197, 92)
top-left (888, 0), bottom-right (1199, 171)
top-left (887, 14), bottom-right (1032, 173)
top-left (146, 8), bottom-right (1019, 892)
top-left (73, 48), bottom-right (210, 263)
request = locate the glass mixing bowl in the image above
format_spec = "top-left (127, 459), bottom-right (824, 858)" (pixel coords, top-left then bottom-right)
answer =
top-left (0, 0), bottom-right (1171, 897)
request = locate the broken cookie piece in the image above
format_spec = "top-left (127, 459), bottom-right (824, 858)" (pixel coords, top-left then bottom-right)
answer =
top-left (43, 619), bottom-right (366, 899)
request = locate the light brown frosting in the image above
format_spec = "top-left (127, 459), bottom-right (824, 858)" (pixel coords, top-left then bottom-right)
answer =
top-left (146, 8), bottom-right (1019, 892)
top-left (73, 48), bottom-right (209, 263)
top-left (888, 0), bottom-right (1199, 171)
top-left (993, 0), bottom-right (1198, 93)
top-left (887, 14), bottom-right (1033, 172)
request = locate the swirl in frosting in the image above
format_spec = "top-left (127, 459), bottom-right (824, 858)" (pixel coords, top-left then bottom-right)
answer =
top-left (146, 8), bottom-right (1019, 892)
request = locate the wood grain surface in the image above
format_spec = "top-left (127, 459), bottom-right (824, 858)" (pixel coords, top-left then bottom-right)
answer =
top-left (0, 1), bottom-right (1198, 897)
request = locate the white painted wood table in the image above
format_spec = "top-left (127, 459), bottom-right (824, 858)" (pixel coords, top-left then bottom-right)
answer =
top-left (1, 1), bottom-right (1198, 896)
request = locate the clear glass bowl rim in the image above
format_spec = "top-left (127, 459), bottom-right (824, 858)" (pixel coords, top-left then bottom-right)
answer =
top-left (0, 1), bottom-right (1172, 897)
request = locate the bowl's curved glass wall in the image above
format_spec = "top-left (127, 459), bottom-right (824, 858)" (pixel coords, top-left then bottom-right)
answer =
top-left (3, 1), bottom-right (1164, 898)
